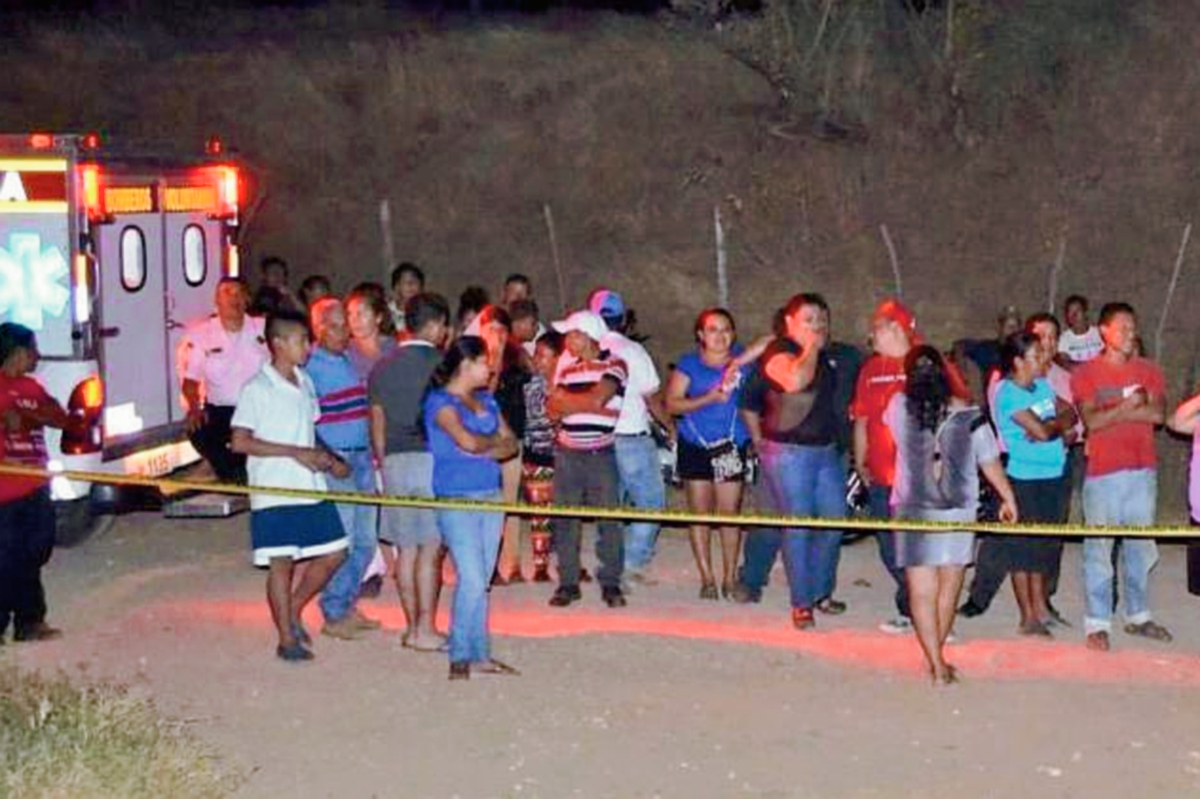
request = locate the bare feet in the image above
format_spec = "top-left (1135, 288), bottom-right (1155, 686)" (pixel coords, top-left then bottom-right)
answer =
top-left (1085, 631), bottom-right (1111, 651)
top-left (930, 663), bottom-right (959, 686)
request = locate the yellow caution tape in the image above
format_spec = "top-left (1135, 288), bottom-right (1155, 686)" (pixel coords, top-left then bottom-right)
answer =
top-left (1, 463), bottom-right (1195, 538)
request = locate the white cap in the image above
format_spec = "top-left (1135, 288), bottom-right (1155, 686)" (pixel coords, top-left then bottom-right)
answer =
top-left (551, 310), bottom-right (608, 342)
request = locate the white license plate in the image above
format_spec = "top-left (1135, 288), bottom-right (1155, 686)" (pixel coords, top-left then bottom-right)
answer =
top-left (124, 443), bottom-right (183, 477)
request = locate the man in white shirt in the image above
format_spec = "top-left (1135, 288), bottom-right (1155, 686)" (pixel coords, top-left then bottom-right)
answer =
top-left (181, 277), bottom-right (269, 483)
top-left (1058, 294), bottom-right (1104, 364)
top-left (588, 289), bottom-right (674, 583)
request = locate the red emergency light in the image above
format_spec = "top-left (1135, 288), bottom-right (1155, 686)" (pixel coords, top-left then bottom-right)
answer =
top-left (28, 133), bottom-right (53, 149)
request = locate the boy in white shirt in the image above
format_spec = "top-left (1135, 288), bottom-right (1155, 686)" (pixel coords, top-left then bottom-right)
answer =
top-left (232, 310), bottom-right (350, 662)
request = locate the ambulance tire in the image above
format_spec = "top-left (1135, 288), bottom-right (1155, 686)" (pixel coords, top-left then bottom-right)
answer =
top-left (54, 498), bottom-right (115, 549)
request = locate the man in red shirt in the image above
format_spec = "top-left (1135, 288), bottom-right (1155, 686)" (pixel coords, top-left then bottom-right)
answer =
top-left (850, 299), bottom-right (919, 633)
top-left (1071, 303), bottom-right (1170, 651)
top-left (0, 323), bottom-right (70, 643)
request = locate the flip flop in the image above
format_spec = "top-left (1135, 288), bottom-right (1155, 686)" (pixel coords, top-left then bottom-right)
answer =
top-left (276, 642), bottom-right (314, 662)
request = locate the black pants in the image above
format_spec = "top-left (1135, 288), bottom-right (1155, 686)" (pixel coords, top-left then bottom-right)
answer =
top-left (0, 487), bottom-right (55, 638)
top-left (968, 474), bottom-right (1068, 610)
top-left (552, 447), bottom-right (624, 590)
top-left (188, 405), bottom-right (246, 483)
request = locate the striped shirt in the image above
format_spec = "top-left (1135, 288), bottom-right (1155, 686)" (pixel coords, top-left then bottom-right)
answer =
top-left (556, 352), bottom-right (627, 451)
top-left (306, 346), bottom-right (370, 451)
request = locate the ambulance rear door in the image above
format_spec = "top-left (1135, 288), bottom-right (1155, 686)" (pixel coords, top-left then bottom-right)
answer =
top-left (96, 209), bottom-right (172, 438)
top-left (163, 210), bottom-right (225, 423)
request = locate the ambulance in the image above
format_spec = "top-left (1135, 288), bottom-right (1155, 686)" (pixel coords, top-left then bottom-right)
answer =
top-left (0, 133), bottom-right (242, 544)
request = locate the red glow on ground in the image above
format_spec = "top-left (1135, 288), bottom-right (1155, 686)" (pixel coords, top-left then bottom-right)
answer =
top-left (159, 598), bottom-right (1200, 686)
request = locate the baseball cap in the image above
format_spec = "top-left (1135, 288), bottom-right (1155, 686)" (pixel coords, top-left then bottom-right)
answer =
top-left (552, 310), bottom-right (609, 342)
top-left (588, 289), bottom-right (626, 320)
top-left (873, 298), bottom-right (921, 343)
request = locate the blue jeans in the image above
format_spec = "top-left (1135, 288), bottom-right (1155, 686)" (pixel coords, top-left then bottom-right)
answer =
top-left (1081, 469), bottom-right (1159, 634)
top-left (615, 434), bottom-right (666, 571)
top-left (437, 491), bottom-right (504, 664)
top-left (319, 449), bottom-right (378, 623)
top-left (868, 484), bottom-right (910, 618)
top-left (743, 441), bottom-right (844, 609)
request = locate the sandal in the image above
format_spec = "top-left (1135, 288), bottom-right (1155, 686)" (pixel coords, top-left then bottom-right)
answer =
top-left (474, 659), bottom-right (520, 676)
top-left (1019, 621), bottom-right (1053, 638)
top-left (1085, 631), bottom-right (1111, 651)
top-left (1124, 621), bottom-right (1173, 642)
top-left (699, 582), bottom-right (719, 601)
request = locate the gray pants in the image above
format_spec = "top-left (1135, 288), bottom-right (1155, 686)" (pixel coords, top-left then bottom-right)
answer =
top-left (553, 447), bottom-right (624, 589)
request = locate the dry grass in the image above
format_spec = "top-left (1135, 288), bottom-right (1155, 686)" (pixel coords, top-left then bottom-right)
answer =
top-left (0, 666), bottom-right (237, 799)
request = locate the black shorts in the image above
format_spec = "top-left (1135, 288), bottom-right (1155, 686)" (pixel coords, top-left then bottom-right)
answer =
top-left (676, 437), bottom-right (750, 483)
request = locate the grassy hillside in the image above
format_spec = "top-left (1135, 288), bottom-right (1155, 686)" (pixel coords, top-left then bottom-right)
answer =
top-left (4, 0), bottom-right (1200, 511)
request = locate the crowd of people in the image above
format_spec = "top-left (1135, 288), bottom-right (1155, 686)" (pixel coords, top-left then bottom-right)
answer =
top-left (5, 251), bottom-right (1197, 686)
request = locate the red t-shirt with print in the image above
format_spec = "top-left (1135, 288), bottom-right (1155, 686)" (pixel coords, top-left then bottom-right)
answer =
top-left (0, 373), bottom-right (52, 503)
top-left (850, 355), bottom-right (907, 487)
top-left (850, 353), bottom-right (974, 487)
top-left (1070, 355), bottom-right (1165, 478)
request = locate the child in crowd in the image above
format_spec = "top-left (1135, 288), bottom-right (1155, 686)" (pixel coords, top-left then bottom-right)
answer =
top-left (231, 309), bottom-right (351, 662)
top-left (522, 330), bottom-right (564, 582)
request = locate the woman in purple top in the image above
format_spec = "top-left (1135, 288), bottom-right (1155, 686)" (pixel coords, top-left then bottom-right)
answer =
top-left (665, 308), bottom-right (758, 600)
top-left (425, 336), bottom-right (520, 680)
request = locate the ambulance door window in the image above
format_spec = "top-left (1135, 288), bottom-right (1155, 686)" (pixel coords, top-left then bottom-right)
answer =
top-left (120, 227), bottom-right (147, 292)
top-left (182, 225), bottom-right (206, 286)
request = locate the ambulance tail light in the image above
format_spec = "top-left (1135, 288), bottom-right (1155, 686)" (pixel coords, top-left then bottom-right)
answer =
top-left (226, 242), bottom-right (240, 278)
top-left (217, 166), bottom-right (239, 219)
top-left (61, 376), bottom-right (104, 455)
top-left (29, 133), bottom-right (54, 149)
top-left (80, 165), bottom-right (103, 221)
top-left (73, 254), bottom-right (91, 324)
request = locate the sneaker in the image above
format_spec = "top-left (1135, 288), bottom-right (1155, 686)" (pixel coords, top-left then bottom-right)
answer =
top-left (728, 583), bottom-right (762, 604)
top-left (548, 585), bottom-right (582, 607)
top-left (321, 617), bottom-right (363, 640)
top-left (626, 569), bottom-right (659, 588)
top-left (878, 616), bottom-right (912, 634)
top-left (791, 607), bottom-right (815, 630)
top-left (958, 600), bottom-right (986, 618)
top-left (352, 610), bottom-right (382, 631)
top-left (602, 586), bottom-right (627, 608)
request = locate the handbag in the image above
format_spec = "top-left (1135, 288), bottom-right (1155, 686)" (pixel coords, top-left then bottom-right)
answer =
top-left (686, 408), bottom-right (746, 483)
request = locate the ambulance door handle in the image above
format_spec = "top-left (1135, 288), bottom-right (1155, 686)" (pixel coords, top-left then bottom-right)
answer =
top-left (98, 326), bottom-right (121, 339)
top-left (166, 319), bottom-right (185, 331)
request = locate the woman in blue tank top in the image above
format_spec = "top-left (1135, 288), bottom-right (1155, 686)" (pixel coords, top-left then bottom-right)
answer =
top-left (424, 336), bottom-right (520, 680)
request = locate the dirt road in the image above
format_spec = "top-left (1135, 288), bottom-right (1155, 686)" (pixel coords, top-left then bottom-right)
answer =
top-left (8, 512), bottom-right (1200, 798)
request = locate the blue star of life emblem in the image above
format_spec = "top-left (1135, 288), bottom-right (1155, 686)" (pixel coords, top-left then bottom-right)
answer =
top-left (0, 232), bottom-right (70, 331)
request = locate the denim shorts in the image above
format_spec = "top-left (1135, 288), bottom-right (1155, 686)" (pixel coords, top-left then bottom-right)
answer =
top-left (380, 452), bottom-right (440, 547)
